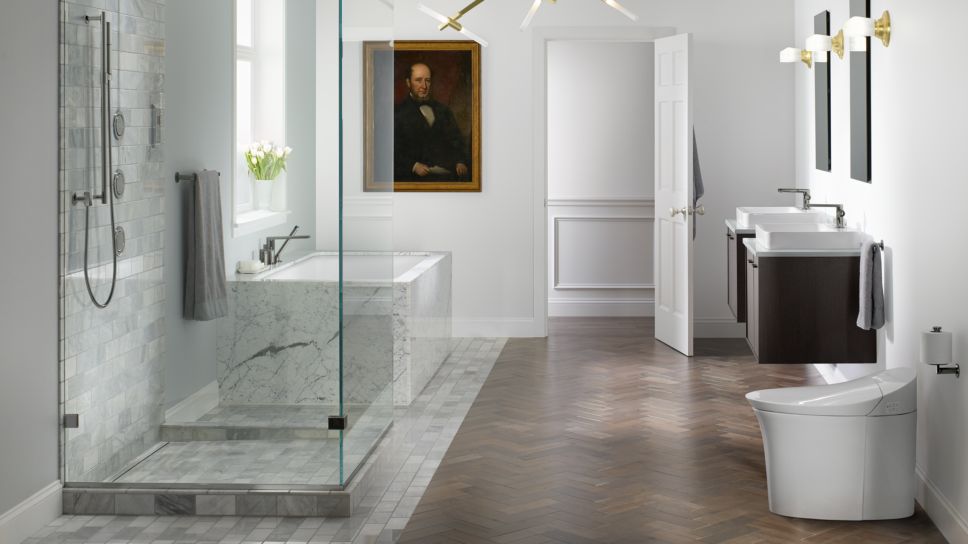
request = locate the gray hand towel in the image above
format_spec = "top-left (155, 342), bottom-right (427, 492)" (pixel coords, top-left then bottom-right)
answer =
top-left (184, 170), bottom-right (228, 321)
top-left (692, 129), bottom-right (704, 240)
top-left (857, 240), bottom-right (885, 330)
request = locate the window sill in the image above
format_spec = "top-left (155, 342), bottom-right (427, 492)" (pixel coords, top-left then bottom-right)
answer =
top-left (233, 209), bottom-right (291, 238)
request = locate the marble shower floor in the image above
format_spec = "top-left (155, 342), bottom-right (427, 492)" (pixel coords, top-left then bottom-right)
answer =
top-left (31, 337), bottom-right (506, 543)
top-left (114, 439), bottom-right (350, 486)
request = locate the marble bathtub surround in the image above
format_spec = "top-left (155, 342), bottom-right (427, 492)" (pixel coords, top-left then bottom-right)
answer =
top-left (216, 252), bottom-right (453, 408)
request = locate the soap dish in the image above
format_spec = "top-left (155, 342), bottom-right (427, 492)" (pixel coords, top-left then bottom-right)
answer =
top-left (237, 260), bottom-right (268, 274)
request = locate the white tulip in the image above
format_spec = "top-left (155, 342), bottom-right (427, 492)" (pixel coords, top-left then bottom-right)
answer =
top-left (274, 146), bottom-right (284, 156)
top-left (283, 146), bottom-right (292, 156)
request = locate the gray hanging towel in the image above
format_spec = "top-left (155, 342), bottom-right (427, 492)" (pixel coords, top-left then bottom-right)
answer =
top-left (184, 170), bottom-right (228, 321)
top-left (692, 129), bottom-right (705, 240)
top-left (856, 240), bottom-right (885, 330)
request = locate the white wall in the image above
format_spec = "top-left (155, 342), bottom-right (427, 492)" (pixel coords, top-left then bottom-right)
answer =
top-left (794, 1), bottom-right (968, 540)
top-left (0, 0), bottom-right (61, 536)
top-left (547, 40), bottom-right (656, 317)
top-left (322, 0), bottom-right (795, 336)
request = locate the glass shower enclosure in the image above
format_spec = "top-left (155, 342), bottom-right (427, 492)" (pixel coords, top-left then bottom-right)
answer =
top-left (58, 0), bottom-right (394, 513)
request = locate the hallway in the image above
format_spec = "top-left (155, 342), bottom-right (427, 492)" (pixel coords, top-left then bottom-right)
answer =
top-left (399, 318), bottom-right (945, 543)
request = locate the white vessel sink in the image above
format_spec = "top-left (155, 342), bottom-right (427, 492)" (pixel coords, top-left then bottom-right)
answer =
top-left (756, 223), bottom-right (867, 250)
top-left (736, 206), bottom-right (826, 229)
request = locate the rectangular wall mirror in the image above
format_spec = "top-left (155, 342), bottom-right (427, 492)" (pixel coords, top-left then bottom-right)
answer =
top-left (815, 10), bottom-right (831, 172)
top-left (850, 0), bottom-right (872, 182)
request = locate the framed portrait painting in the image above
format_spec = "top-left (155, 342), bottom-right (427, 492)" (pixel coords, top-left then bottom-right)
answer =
top-left (364, 41), bottom-right (482, 192)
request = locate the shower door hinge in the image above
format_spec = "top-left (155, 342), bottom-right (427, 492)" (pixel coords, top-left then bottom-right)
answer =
top-left (63, 414), bottom-right (80, 429)
top-left (328, 415), bottom-right (348, 431)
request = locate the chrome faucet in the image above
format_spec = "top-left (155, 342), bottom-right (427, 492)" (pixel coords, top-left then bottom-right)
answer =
top-left (260, 226), bottom-right (311, 265)
top-left (806, 203), bottom-right (846, 229)
top-left (777, 187), bottom-right (811, 210)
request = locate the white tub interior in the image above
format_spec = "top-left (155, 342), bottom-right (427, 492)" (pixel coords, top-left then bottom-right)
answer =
top-left (263, 253), bottom-right (441, 283)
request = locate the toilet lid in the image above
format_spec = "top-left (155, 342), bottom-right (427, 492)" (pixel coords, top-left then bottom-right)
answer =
top-left (745, 367), bottom-right (917, 417)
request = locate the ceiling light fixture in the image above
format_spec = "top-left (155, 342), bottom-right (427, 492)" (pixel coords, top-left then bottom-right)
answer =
top-left (419, 0), bottom-right (640, 46)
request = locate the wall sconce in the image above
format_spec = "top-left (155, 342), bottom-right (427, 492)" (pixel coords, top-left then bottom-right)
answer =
top-left (844, 10), bottom-right (891, 47)
top-left (921, 326), bottom-right (960, 377)
top-left (779, 47), bottom-right (812, 68)
top-left (805, 29), bottom-right (845, 60)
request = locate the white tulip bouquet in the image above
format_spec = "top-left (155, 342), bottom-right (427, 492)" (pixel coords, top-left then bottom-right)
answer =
top-left (244, 141), bottom-right (292, 181)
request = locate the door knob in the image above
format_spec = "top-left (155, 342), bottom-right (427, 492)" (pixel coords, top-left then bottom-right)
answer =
top-left (670, 207), bottom-right (688, 217)
top-left (691, 205), bottom-right (706, 216)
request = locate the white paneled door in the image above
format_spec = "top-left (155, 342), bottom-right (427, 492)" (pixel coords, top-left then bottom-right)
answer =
top-left (654, 34), bottom-right (694, 356)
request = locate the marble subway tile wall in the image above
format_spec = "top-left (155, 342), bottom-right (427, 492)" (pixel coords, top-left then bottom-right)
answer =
top-left (59, 0), bottom-right (167, 482)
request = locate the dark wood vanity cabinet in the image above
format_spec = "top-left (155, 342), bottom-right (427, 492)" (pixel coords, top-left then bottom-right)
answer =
top-left (726, 228), bottom-right (755, 322)
top-left (745, 247), bottom-right (876, 364)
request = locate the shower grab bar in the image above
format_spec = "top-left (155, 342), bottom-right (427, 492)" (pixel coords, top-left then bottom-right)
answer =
top-left (86, 12), bottom-right (112, 204)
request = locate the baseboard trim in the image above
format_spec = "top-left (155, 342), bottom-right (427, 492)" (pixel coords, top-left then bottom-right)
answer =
top-left (694, 318), bottom-right (746, 338)
top-left (453, 318), bottom-right (541, 338)
top-left (0, 481), bottom-right (61, 544)
top-left (165, 381), bottom-right (219, 423)
top-left (917, 465), bottom-right (968, 544)
top-left (549, 298), bottom-right (654, 317)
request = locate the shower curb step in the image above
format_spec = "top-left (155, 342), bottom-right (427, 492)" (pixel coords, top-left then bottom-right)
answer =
top-left (62, 422), bottom-right (393, 518)
top-left (159, 423), bottom-right (339, 441)
top-left (62, 488), bottom-right (353, 517)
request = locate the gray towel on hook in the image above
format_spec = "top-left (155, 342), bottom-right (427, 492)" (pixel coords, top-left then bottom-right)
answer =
top-left (184, 170), bottom-right (228, 321)
top-left (692, 129), bottom-right (704, 240)
top-left (857, 240), bottom-right (885, 330)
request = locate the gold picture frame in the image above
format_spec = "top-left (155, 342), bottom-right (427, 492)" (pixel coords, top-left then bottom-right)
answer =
top-left (364, 40), bottom-right (482, 192)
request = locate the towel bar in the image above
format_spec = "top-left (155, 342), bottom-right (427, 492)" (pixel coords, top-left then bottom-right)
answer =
top-left (175, 171), bottom-right (221, 183)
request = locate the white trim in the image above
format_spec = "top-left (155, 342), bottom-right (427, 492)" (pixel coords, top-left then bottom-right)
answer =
top-left (164, 381), bottom-right (219, 423)
top-left (547, 196), bottom-right (655, 207)
top-left (917, 465), bottom-right (968, 544)
top-left (549, 298), bottom-right (655, 317)
top-left (0, 481), bottom-right (61, 544)
top-left (693, 318), bottom-right (746, 339)
top-left (453, 318), bottom-right (541, 338)
top-left (233, 209), bottom-right (290, 237)
top-left (553, 217), bottom-right (654, 290)
top-left (555, 283), bottom-right (656, 290)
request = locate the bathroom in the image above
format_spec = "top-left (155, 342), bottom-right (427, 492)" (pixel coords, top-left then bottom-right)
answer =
top-left (3, 0), bottom-right (968, 542)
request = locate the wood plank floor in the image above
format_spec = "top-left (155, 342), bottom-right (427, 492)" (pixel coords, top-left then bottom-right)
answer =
top-left (398, 318), bottom-right (946, 543)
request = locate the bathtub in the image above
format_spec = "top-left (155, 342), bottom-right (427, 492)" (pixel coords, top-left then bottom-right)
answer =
top-left (216, 252), bottom-right (452, 408)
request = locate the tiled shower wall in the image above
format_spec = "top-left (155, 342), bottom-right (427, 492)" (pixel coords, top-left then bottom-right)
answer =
top-left (59, 0), bottom-right (167, 483)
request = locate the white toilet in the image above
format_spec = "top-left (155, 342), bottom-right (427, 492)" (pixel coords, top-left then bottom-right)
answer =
top-left (746, 367), bottom-right (917, 521)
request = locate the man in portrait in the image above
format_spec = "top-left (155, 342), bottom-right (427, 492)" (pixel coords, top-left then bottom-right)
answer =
top-left (394, 62), bottom-right (470, 181)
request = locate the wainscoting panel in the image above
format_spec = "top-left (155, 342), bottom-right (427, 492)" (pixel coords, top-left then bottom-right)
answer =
top-left (548, 199), bottom-right (655, 317)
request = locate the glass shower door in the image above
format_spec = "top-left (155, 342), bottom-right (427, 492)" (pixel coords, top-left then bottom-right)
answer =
top-left (338, 0), bottom-right (396, 486)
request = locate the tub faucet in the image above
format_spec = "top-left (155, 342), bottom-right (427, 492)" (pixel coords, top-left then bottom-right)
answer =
top-left (261, 226), bottom-right (311, 265)
top-left (777, 187), bottom-right (811, 210)
top-left (806, 203), bottom-right (846, 228)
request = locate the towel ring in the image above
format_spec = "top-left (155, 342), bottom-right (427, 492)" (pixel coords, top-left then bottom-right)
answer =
top-left (877, 240), bottom-right (885, 250)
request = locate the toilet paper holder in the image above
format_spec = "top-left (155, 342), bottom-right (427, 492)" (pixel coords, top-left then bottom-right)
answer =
top-left (922, 326), bottom-right (960, 377)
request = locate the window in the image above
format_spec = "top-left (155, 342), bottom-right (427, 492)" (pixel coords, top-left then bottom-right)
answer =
top-left (234, 0), bottom-right (287, 233)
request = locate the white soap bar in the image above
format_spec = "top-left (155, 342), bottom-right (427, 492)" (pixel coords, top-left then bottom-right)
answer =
top-left (237, 260), bottom-right (267, 274)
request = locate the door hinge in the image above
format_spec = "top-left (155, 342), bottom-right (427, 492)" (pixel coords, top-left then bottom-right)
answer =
top-left (328, 415), bottom-right (348, 431)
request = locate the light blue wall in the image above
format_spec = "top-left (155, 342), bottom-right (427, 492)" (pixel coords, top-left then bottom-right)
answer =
top-left (0, 0), bottom-right (59, 515)
top-left (164, 0), bottom-right (317, 408)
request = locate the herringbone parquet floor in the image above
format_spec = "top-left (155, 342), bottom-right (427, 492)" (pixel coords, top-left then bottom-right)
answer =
top-left (398, 318), bottom-right (946, 543)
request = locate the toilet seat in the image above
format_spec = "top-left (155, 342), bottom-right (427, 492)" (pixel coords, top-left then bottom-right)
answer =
top-left (745, 367), bottom-right (916, 417)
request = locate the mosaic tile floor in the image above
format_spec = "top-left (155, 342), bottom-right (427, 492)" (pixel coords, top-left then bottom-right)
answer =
top-left (28, 337), bottom-right (506, 543)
